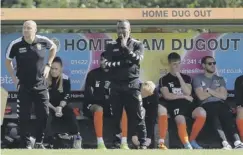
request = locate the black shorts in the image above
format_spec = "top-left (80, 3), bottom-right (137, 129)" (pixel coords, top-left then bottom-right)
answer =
top-left (201, 101), bottom-right (230, 117)
top-left (164, 99), bottom-right (197, 119)
top-left (83, 100), bottom-right (113, 118)
top-left (158, 98), bottom-right (167, 106)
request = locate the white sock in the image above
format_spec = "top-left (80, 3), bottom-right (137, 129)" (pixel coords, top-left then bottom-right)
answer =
top-left (222, 141), bottom-right (229, 146)
top-left (97, 137), bottom-right (104, 144)
top-left (132, 136), bottom-right (140, 146)
top-left (234, 140), bottom-right (241, 146)
top-left (159, 139), bottom-right (165, 144)
top-left (146, 138), bottom-right (151, 146)
top-left (121, 137), bottom-right (127, 144)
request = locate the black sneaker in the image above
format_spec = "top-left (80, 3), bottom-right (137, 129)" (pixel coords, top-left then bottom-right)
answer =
top-left (26, 141), bottom-right (33, 149)
top-left (111, 135), bottom-right (121, 149)
top-left (19, 140), bottom-right (32, 149)
top-left (34, 143), bottom-right (46, 149)
top-left (43, 143), bottom-right (53, 149)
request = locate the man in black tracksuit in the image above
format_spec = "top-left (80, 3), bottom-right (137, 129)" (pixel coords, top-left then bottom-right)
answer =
top-left (83, 73), bottom-right (112, 118)
top-left (102, 20), bottom-right (146, 148)
top-left (83, 53), bottom-right (113, 149)
top-left (83, 53), bottom-right (112, 119)
top-left (5, 20), bottom-right (57, 149)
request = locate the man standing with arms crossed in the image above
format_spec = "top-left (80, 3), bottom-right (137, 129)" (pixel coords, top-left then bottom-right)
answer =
top-left (5, 20), bottom-right (57, 149)
top-left (102, 20), bottom-right (147, 149)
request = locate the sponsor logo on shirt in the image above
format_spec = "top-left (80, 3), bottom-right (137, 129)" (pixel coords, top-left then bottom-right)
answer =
top-left (19, 47), bottom-right (27, 53)
top-left (172, 88), bottom-right (183, 95)
top-left (113, 48), bottom-right (119, 52)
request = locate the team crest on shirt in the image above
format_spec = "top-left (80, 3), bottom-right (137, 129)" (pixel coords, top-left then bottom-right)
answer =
top-left (104, 81), bottom-right (111, 89)
top-left (213, 80), bottom-right (220, 87)
top-left (201, 81), bottom-right (206, 87)
top-left (36, 43), bottom-right (42, 50)
top-left (168, 82), bottom-right (174, 88)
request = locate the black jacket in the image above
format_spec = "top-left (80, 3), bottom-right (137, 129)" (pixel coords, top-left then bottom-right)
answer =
top-left (84, 67), bottom-right (111, 103)
top-left (103, 37), bottom-right (144, 82)
top-left (143, 88), bottom-right (160, 106)
top-left (49, 73), bottom-right (71, 106)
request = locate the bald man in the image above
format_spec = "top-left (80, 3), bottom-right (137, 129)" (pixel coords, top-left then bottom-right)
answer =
top-left (5, 20), bottom-right (57, 149)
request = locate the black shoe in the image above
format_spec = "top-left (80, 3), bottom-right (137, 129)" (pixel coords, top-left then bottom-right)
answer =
top-left (26, 141), bottom-right (33, 149)
top-left (43, 143), bottom-right (53, 149)
top-left (111, 142), bottom-right (121, 149)
top-left (111, 135), bottom-right (121, 149)
top-left (34, 143), bottom-right (46, 149)
top-left (19, 140), bottom-right (32, 149)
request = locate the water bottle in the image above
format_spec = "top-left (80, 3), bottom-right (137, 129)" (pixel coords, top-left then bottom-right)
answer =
top-left (73, 133), bottom-right (82, 149)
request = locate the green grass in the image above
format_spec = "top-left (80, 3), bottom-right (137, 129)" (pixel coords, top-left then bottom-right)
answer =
top-left (1, 149), bottom-right (243, 155)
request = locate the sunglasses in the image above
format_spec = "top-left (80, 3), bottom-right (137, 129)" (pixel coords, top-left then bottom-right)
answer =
top-left (206, 62), bottom-right (216, 66)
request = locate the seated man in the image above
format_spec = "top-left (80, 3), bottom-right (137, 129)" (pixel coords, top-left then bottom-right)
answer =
top-left (83, 53), bottom-right (113, 150)
top-left (159, 52), bottom-right (206, 149)
top-left (193, 56), bottom-right (243, 149)
top-left (235, 75), bottom-right (243, 141)
top-left (48, 57), bottom-right (82, 149)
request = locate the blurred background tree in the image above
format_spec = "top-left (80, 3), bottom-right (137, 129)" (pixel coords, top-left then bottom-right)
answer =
top-left (1, 0), bottom-right (243, 8)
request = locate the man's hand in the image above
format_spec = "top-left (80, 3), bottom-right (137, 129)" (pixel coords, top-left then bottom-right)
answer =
top-left (43, 65), bottom-right (51, 79)
top-left (13, 77), bottom-right (19, 90)
top-left (60, 101), bottom-right (67, 108)
top-left (215, 88), bottom-right (220, 92)
top-left (207, 88), bottom-right (214, 95)
top-left (175, 72), bottom-right (181, 78)
top-left (172, 65), bottom-right (180, 74)
top-left (184, 95), bottom-right (194, 102)
top-left (55, 106), bottom-right (63, 117)
top-left (207, 88), bottom-right (227, 100)
top-left (120, 33), bottom-right (129, 48)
